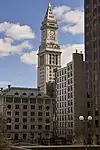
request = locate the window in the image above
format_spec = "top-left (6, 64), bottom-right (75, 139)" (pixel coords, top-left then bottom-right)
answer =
top-left (68, 66), bottom-right (70, 71)
top-left (71, 122), bottom-right (73, 127)
top-left (31, 105), bottom-right (35, 109)
top-left (38, 112), bottom-right (42, 116)
top-left (38, 105), bottom-right (42, 110)
top-left (70, 71), bottom-right (72, 76)
top-left (38, 118), bottom-right (42, 122)
top-left (7, 133), bottom-right (11, 139)
top-left (46, 106), bottom-right (50, 110)
top-left (14, 98), bottom-right (21, 103)
top-left (38, 125), bottom-right (42, 129)
top-left (14, 133), bottom-right (18, 140)
top-left (15, 92), bottom-right (19, 95)
top-left (15, 118), bottom-right (19, 122)
top-left (68, 86), bottom-right (70, 92)
top-left (46, 118), bottom-right (50, 123)
top-left (87, 101), bottom-right (90, 108)
top-left (95, 120), bottom-right (99, 127)
top-left (15, 111), bottom-right (19, 116)
top-left (23, 134), bottom-right (27, 140)
top-left (31, 112), bottom-right (35, 116)
top-left (68, 93), bottom-right (70, 99)
top-left (23, 93), bottom-right (26, 96)
top-left (71, 93), bottom-right (73, 98)
top-left (68, 115), bottom-right (70, 120)
top-left (68, 72), bottom-right (70, 78)
top-left (23, 112), bottom-right (27, 116)
top-left (68, 107), bottom-right (70, 113)
top-left (7, 105), bottom-right (11, 109)
top-left (45, 99), bottom-right (50, 104)
top-left (7, 111), bottom-right (11, 116)
top-left (6, 97), bottom-right (13, 103)
top-left (68, 122), bottom-right (70, 127)
top-left (31, 133), bottom-right (34, 138)
top-left (31, 118), bottom-right (35, 122)
top-left (45, 125), bottom-right (50, 130)
top-left (71, 107), bottom-right (73, 112)
top-left (70, 85), bottom-right (72, 91)
top-left (99, 6), bottom-right (100, 13)
top-left (93, 41), bottom-right (97, 48)
top-left (7, 118), bottom-right (11, 123)
top-left (7, 125), bottom-right (11, 130)
top-left (68, 100), bottom-right (70, 106)
top-left (15, 125), bottom-right (19, 129)
top-left (30, 98), bottom-right (36, 104)
top-left (23, 125), bottom-right (27, 129)
top-left (49, 54), bottom-right (51, 64)
top-left (95, 110), bottom-right (98, 116)
top-left (37, 99), bottom-right (43, 104)
top-left (46, 112), bottom-right (49, 116)
top-left (15, 105), bottom-right (19, 109)
top-left (88, 111), bottom-right (91, 116)
top-left (31, 125), bottom-right (34, 129)
top-left (30, 93), bottom-right (34, 96)
top-left (23, 118), bottom-right (27, 122)
top-left (23, 105), bottom-right (27, 109)
top-left (22, 98), bottom-right (28, 103)
top-left (56, 55), bottom-right (58, 65)
top-left (71, 114), bottom-right (73, 120)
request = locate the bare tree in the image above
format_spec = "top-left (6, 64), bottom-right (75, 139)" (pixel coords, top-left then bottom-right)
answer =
top-left (0, 115), bottom-right (10, 150)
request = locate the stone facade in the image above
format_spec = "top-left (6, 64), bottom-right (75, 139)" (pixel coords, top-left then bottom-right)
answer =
top-left (0, 86), bottom-right (53, 142)
top-left (56, 52), bottom-right (86, 137)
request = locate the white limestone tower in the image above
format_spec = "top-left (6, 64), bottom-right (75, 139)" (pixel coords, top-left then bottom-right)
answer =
top-left (37, 3), bottom-right (61, 94)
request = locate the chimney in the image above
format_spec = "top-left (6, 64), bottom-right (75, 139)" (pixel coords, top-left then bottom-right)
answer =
top-left (80, 51), bottom-right (82, 54)
top-left (1, 88), bottom-right (3, 91)
top-left (76, 49), bottom-right (78, 53)
top-left (8, 85), bottom-right (11, 89)
top-left (38, 86), bottom-right (40, 91)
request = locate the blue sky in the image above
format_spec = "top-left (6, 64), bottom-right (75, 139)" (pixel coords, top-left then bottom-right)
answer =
top-left (0, 0), bottom-right (84, 88)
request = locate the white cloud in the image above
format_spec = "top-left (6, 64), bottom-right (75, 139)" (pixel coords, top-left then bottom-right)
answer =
top-left (20, 50), bottom-right (38, 65)
top-left (0, 81), bottom-right (12, 87)
top-left (53, 6), bottom-right (71, 20)
top-left (61, 44), bottom-right (84, 67)
top-left (53, 6), bottom-right (84, 34)
top-left (0, 22), bottom-right (35, 40)
top-left (0, 22), bottom-right (35, 58)
top-left (0, 38), bottom-right (33, 57)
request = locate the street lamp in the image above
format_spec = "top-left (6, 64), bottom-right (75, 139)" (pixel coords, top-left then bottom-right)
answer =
top-left (79, 115), bottom-right (92, 150)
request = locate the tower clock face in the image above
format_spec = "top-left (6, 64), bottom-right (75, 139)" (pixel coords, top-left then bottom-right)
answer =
top-left (50, 30), bottom-right (55, 40)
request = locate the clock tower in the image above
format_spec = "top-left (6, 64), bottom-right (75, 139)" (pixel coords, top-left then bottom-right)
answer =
top-left (37, 3), bottom-right (61, 94)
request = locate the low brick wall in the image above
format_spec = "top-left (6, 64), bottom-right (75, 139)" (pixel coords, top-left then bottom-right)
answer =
top-left (10, 145), bottom-right (100, 150)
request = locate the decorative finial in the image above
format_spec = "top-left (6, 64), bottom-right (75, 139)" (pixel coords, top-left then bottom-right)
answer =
top-left (48, 3), bottom-right (51, 8)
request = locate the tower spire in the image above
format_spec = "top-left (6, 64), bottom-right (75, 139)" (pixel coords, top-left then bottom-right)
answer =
top-left (48, 3), bottom-right (51, 8)
top-left (43, 3), bottom-right (56, 22)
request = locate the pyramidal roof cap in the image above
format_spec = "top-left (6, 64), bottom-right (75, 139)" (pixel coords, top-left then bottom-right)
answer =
top-left (43, 3), bottom-right (56, 22)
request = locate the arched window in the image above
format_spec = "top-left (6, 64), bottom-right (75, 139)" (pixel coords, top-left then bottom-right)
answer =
top-left (15, 92), bottom-right (19, 95)
top-left (23, 93), bottom-right (26, 96)
top-left (38, 93), bottom-right (41, 96)
top-left (30, 93), bottom-right (34, 96)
